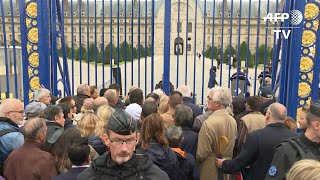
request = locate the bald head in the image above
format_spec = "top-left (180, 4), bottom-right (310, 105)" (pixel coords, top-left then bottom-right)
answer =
top-left (23, 117), bottom-right (47, 142)
top-left (104, 89), bottom-right (118, 107)
top-left (268, 103), bottom-right (287, 121)
top-left (0, 98), bottom-right (24, 124)
top-left (94, 97), bottom-right (108, 107)
top-left (177, 85), bottom-right (192, 97)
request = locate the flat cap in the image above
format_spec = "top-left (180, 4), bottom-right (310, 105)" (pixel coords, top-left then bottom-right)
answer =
top-left (259, 87), bottom-right (274, 98)
top-left (107, 109), bottom-right (136, 135)
top-left (310, 102), bottom-right (320, 117)
top-left (25, 101), bottom-right (47, 118)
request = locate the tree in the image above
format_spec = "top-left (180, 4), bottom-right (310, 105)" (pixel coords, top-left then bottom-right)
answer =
top-left (133, 47), bottom-right (138, 59)
top-left (74, 45), bottom-right (86, 60)
top-left (84, 43), bottom-right (99, 62)
top-left (137, 44), bottom-right (146, 58)
top-left (240, 41), bottom-right (249, 61)
top-left (257, 44), bottom-right (270, 64)
top-left (248, 52), bottom-right (255, 68)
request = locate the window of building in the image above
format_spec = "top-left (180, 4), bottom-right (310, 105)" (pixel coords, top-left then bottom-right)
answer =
top-left (73, 28), bottom-right (76, 32)
top-left (0, 35), bottom-right (3, 41)
top-left (90, 35), bottom-right (93, 39)
top-left (120, 36), bottom-right (123, 42)
top-left (90, 28), bottom-right (93, 33)
top-left (149, 28), bottom-right (151, 33)
top-left (129, 28), bottom-right (132, 33)
top-left (112, 36), bottom-right (114, 42)
top-left (120, 28), bottom-right (123, 33)
top-left (8, 27), bottom-right (11, 31)
top-left (73, 36), bottom-right (76, 42)
top-left (218, 29), bottom-right (222, 33)
top-left (112, 20), bottom-right (115, 24)
top-left (227, 37), bottom-right (230, 42)
top-left (112, 28), bottom-right (115, 33)
top-left (18, 35), bottom-right (21, 41)
top-left (149, 36), bottom-right (151, 43)
top-left (188, 22), bottom-right (192, 33)
top-left (208, 20), bottom-right (211, 23)
top-left (218, 37), bottom-right (221, 42)
top-left (268, 30), bottom-right (271, 35)
top-left (90, 19), bottom-right (93, 23)
top-left (188, 44), bottom-right (191, 51)
top-left (120, 20), bottom-right (123, 23)
top-left (207, 36), bottom-right (210, 43)
top-left (177, 22), bottom-right (182, 33)
top-left (207, 28), bottom-right (210, 34)
top-left (18, 27), bottom-right (20, 31)
top-left (268, 37), bottom-right (271, 42)
top-left (129, 36), bottom-right (132, 42)
top-left (246, 21), bottom-right (248, 24)
top-left (65, 28), bottom-right (68, 32)
top-left (246, 29), bottom-right (248, 33)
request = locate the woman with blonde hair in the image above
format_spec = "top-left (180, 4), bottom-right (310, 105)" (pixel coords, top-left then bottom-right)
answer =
top-left (95, 105), bottom-right (115, 136)
top-left (158, 95), bottom-right (169, 114)
top-left (286, 159), bottom-right (320, 180)
top-left (136, 113), bottom-right (179, 180)
top-left (77, 113), bottom-right (106, 155)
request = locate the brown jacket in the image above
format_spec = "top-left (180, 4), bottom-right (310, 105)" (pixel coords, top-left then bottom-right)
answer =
top-left (4, 141), bottom-right (58, 180)
top-left (196, 109), bottom-right (237, 180)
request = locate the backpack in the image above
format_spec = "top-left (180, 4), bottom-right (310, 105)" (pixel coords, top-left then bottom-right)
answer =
top-left (288, 137), bottom-right (319, 160)
top-left (0, 128), bottom-right (18, 176)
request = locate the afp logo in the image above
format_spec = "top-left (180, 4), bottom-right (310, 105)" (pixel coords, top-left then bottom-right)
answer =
top-left (263, 10), bottom-right (303, 39)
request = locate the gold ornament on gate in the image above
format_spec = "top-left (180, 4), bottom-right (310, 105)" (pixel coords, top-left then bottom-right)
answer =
top-left (305, 3), bottom-right (319, 20)
top-left (302, 30), bottom-right (316, 46)
top-left (26, 2), bottom-right (37, 18)
top-left (300, 57), bottom-right (313, 72)
top-left (28, 28), bottom-right (39, 43)
top-left (28, 52), bottom-right (39, 67)
top-left (298, 82), bottom-right (311, 97)
top-left (29, 76), bottom-right (40, 91)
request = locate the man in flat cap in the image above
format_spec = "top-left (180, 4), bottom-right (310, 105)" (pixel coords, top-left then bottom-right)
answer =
top-left (77, 109), bottom-right (169, 180)
top-left (265, 102), bottom-right (320, 180)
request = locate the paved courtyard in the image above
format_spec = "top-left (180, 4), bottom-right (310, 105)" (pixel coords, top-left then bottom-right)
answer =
top-left (59, 55), bottom-right (268, 104)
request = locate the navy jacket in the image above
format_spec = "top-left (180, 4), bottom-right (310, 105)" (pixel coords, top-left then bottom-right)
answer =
top-left (221, 123), bottom-right (296, 180)
top-left (183, 97), bottom-right (202, 119)
top-left (52, 167), bottom-right (88, 180)
top-left (88, 135), bottom-right (106, 155)
top-left (181, 127), bottom-right (198, 158)
top-left (136, 140), bottom-right (179, 180)
top-left (173, 149), bottom-right (199, 180)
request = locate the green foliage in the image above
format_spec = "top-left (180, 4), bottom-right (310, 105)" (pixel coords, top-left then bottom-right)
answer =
top-left (240, 41), bottom-right (249, 61)
top-left (248, 52), bottom-right (255, 68)
top-left (84, 43), bottom-right (99, 62)
top-left (137, 44), bottom-right (146, 58)
top-left (120, 41), bottom-right (133, 62)
top-left (257, 44), bottom-right (271, 64)
top-left (74, 45), bottom-right (87, 60)
top-left (205, 46), bottom-right (219, 60)
top-left (133, 47), bottom-right (138, 59)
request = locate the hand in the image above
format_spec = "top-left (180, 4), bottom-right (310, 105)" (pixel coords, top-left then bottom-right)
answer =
top-left (215, 157), bottom-right (225, 168)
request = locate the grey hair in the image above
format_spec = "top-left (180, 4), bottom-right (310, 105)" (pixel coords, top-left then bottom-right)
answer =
top-left (166, 125), bottom-right (183, 148)
top-left (42, 105), bottom-right (63, 121)
top-left (177, 85), bottom-right (192, 97)
top-left (104, 89), bottom-right (118, 103)
top-left (0, 98), bottom-right (23, 117)
top-left (269, 102), bottom-right (287, 120)
top-left (209, 87), bottom-right (232, 107)
top-left (34, 88), bottom-right (50, 101)
top-left (23, 117), bottom-right (46, 141)
top-left (174, 104), bottom-right (194, 128)
top-left (77, 84), bottom-right (88, 94)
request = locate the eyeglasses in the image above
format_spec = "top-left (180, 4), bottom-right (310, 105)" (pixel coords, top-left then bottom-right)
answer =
top-left (8, 110), bottom-right (24, 114)
top-left (207, 96), bottom-right (213, 101)
top-left (109, 138), bottom-right (137, 146)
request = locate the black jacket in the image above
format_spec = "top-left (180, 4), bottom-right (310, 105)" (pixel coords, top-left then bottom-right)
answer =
top-left (265, 134), bottom-right (320, 180)
top-left (181, 127), bottom-right (198, 158)
top-left (73, 94), bottom-right (90, 113)
top-left (52, 167), bottom-right (87, 180)
top-left (45, 121), bottom-right (64, 152)
top-left (221, 123), bottom-right (296, 180)
top-left (136, 141), bottom-right (179, 180)
top-left (173, 149), bottom-right (199, 180)
top-left (77, 152), bottom-right (169, 180)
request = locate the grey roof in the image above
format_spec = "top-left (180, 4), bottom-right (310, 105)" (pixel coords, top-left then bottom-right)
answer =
top-left (198, 0), bottom-right (281, 18)
top-left (1, 0), bottom-right (281, 19)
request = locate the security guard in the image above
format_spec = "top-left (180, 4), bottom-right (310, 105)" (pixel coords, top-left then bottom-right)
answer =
top-left (265, 102), bottom-right (320, 180)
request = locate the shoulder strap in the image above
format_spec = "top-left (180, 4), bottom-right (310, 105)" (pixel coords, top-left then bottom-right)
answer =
top-left (0, 129), bottom-right (16, 137)
top-left (288, 137), bottom-right (318, 160)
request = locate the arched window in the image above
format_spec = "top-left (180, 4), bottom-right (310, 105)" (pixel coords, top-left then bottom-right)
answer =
top-left (188, 22), bottom-right (192, 33)
top-left (177, 22), bottom-right (182, 33)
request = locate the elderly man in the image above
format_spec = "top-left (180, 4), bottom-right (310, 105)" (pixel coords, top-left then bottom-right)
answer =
top-left (34, 88), bottom-right (51, 106)
top-left (4, 118), bottom-right (57, 179)
top-left (78, 109), bottom-right (169, 179)
top-left (25, 101), bottom-right (47, 120)
top-left (42, 105), bottom-right (65, 151)
top-left (174, 104), bottom-right (198, 158)
top-left (177, 85), bottom-right (202, 118)
top-left (104, 89), bottom-right (120, 108)
top-left (0, 99), bottom-right (25, 175)
top-left (215, 103), bottom-right (296, 180)
top-left (196, 87), bottom-right (237, 180)
top-left (265, 102), bottom-right (320, 180)
top-left (73, 84), bottom-right (91, 113)
top-left (92, 97), bottom-right (108, 112)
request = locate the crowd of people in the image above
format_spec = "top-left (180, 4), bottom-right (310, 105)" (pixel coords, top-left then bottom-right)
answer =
top-left (0, 82), bottom-right (319, 180)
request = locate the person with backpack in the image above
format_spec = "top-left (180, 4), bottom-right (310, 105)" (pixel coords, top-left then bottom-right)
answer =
top-left (265, 102), bottom-right (320, 180)
top-left (0, 99), bottom-right (25, 176)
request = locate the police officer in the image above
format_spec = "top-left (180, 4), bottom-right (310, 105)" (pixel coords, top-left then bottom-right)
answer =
top-left (265, 102), bottom-right (320, 180)
top-left (78, 109), bottom-right (169, 180)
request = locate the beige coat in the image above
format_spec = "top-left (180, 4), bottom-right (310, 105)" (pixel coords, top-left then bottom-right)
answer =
top-left (241, 112), bottom-right (266, 133)
top-left (197, 109), bottom-right (237, 180)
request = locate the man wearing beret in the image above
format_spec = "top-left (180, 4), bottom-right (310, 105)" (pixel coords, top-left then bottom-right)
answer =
top-left (265, 102), bottom-right (320, 180)
top-left (77, 109), bottom-right (169, 180)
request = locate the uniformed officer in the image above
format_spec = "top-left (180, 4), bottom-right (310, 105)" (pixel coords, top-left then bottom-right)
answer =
top-left (265, 102), bottom-right (320, 180)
